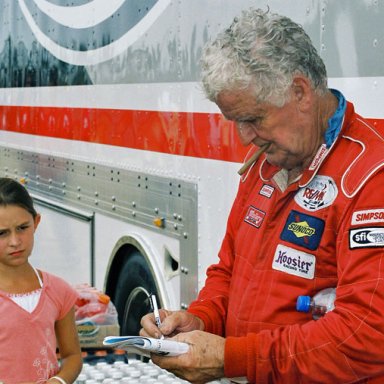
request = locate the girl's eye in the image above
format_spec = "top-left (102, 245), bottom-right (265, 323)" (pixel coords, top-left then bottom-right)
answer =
top-left (17, 225), bottom-right (29, 232)
top-left (0, 230), bottom-right (6, 237)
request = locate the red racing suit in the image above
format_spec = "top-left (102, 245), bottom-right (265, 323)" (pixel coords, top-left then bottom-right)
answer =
top-left (188, 100), bottom-right (384, 383)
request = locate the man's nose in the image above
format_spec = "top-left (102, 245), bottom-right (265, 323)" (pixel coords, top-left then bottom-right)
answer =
top-left (236, 122), bottom-right (257, 146)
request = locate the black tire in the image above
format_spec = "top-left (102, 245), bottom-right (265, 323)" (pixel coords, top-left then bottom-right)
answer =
top-left (114, 252), bottom-right (159, 335)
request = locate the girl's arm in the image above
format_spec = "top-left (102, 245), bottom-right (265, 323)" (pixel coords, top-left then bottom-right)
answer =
top-left (49, 307), bottom-right (83, 384)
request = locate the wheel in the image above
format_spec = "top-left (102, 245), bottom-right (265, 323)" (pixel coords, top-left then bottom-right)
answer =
top-left (114, 252), bottom-right (159, 335)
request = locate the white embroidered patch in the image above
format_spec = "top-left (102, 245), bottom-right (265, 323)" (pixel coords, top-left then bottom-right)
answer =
top-left (351, 209), bottom-right (384, 225)
top-left (295, 175), bottom-right (338, 211)
top-left (272, 244), bottom-right (315, 279)
top-left (349, 227), bottom-right (384, 248)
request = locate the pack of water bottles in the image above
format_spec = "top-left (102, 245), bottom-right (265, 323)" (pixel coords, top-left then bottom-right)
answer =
top-left (76, 359), bottom-right (189, 384)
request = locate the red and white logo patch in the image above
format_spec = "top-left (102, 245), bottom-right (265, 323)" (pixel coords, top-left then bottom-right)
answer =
top-left (259, 184), bottom-right (275, 198)
top-left (351, 209), bottom-right (384, 225)
top-left (244, 206), bottom-right (265, 228)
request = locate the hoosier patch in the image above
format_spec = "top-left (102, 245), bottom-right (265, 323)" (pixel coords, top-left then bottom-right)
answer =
top-left (272, 244), bottom-right (315, 279)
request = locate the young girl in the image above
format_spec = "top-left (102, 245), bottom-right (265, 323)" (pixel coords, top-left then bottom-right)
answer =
top-left (0, 178), bottom-right (82, 383)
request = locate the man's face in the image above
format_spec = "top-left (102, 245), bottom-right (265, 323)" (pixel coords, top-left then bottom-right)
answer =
top-left (216, 87), bottom-right (322, 171)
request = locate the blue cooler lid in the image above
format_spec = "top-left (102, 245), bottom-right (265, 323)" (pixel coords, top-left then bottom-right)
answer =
top-left (296, 295), bottom-right (311, 312)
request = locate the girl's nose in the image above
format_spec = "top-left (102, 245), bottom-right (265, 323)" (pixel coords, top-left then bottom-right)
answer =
top-left (236, 122), bottom-right (258, 146)
top-left (9, 232), bottom-right (21, 246)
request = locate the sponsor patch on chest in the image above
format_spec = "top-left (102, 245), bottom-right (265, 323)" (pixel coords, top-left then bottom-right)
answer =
top-left (259, 184), bottom-right (275, 198)
top-left (295, 175), bottom-right (338, 211)
top-left (244, 206), bottom-right (265, 228)
top-left (280, 210), bottom-right (325, 250)
top-left (349, 227), bottom-right (384, 248)
top-left (272, 244), bottom-right (315, 279)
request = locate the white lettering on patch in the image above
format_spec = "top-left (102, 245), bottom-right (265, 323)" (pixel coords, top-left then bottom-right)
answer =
top-left (295, 175), bottom-right (338, 211)
top-left (272, 244), bottom-right (315, 279)
top-left (349, 227), bottom-right (384, 248)
top-left (309, 144), bottom-right (328, 170)
top-left (351, 209), bottom-right (384, 225)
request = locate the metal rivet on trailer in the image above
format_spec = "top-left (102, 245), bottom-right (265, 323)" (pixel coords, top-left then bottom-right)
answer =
top-left (183, 232), bottom-right (188, 239)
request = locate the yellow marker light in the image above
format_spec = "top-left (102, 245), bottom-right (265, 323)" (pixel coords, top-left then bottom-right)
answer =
top-left (153, 217), bottom-right (165, 228)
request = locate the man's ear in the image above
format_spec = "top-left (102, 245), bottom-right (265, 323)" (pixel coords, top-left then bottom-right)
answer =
top-left (291, 75), bottom-right (313, 111)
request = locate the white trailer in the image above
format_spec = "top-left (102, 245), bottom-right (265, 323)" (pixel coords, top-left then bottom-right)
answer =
top-left (0, 0), bottom-right (383, 335)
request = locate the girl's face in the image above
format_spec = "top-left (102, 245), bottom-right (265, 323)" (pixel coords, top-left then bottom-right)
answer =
top-left (0, 205), bottom-right (40, 268)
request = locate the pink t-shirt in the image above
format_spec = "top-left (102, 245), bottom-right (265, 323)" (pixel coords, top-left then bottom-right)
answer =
top-left (0, 271), bottom-right (78, 383)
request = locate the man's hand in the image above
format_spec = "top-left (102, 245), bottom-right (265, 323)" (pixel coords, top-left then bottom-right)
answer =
top-left (140, 309), bottom-right (204, 339)
top-left (151, 330), bottom-right (225, 383)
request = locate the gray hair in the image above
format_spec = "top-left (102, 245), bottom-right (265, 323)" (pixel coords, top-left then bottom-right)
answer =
top-left (200, 8), bottom-right (328, 106)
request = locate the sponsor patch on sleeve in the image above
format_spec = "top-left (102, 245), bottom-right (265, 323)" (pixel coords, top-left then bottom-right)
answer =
top-left (349, 227), bottom-right (384, 248)
top-left (351, 209), bottom-right (384, 225)
top-left (280, 210), bottom-right (325, 250)
top-left (244, 206), bottom-right (265, 228)
top-left (272, 244), bottom-right (315, 279)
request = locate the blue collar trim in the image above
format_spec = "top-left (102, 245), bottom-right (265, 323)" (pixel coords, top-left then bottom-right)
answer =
top-left (324, 89), bottom-right (346, 148)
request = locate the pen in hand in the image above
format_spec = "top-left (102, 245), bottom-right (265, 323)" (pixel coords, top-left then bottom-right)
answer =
top-left (149, 293), bottom-right (164, 339)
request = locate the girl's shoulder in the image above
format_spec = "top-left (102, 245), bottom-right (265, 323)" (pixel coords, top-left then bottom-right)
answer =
top-left (39, 270), bottom-right (77, 294)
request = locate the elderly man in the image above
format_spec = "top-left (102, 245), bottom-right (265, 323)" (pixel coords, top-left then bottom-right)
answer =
top-left (141, 8), bottom-right (384, 384)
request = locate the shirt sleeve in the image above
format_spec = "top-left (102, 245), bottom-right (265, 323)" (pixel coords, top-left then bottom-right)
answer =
top-left (187, 177), bottom-right (249, 336)
top-left (45, 272), bottom-right (79, 320)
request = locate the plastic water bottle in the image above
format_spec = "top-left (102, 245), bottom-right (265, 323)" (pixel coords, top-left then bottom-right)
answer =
top-left (296, 288), bottom-right (336, 320)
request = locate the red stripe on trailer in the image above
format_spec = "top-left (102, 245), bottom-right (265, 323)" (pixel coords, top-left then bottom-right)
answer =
top-left (0, 105), bottom-right (248, 162)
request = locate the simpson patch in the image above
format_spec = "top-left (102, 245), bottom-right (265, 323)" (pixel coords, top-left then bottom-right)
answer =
top-left (280, 210), bottom-right (325, 250)
top-left (295, 175), bottom-right (338, 211)
top-left (349, 227), bottom-right (384, 248)
top-left (351, 209), bottom-right (384, 225)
